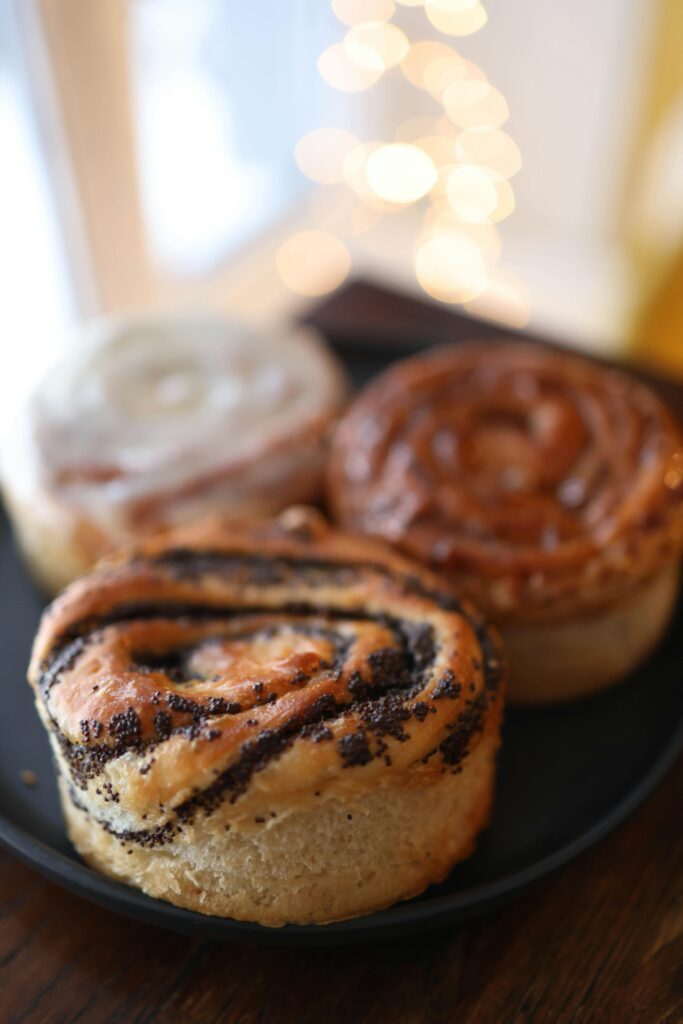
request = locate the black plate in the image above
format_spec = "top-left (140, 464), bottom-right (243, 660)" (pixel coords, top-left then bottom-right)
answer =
top-left (1, 285), bottom-right (682, 945)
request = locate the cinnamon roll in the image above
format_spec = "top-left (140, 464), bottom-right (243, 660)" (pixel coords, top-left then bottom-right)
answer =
top-left (328, 342), bottom-right (683, 703)
top-left (2, 313), bottom-right (347, 593)
top-left (28, 507), bottom-right (504, 926)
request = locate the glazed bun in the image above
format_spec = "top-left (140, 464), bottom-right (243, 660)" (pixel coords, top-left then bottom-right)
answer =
top-left (2, 313), bottom-right (347, 592)
top-left (328, 341), bottom-right (683, 703)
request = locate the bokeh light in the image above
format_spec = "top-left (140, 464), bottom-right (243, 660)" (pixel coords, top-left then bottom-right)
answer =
top-left (464, 269), bottom-right (532, 326)
top-left (425, 1), bottom-right (487, 36)
top-left (426, 57), bottom-right (487, 98)
top-left (309, 186), bottom-right (382, 237)
top-left (343, 143), bottom-right (408, 211)
top-left (455, 128), bottom-right (522, 178)
top-left (421, 210), bottom-right (502, 263)
top-left (345, 22), bottom-right (410, 72)
top-left (415, 135), bottom-right (459, 167)
top-left (423, 55), bottom-right (467, 97)
top-left (429, 0), bottom-right (479, 10)
top-left (446, 165), bottom-right (514, 223)
top-left (365, 144), bottom-right (438, 203)
top-left (295, 128), bottom-right (359, 184)
top-left (400, 41), bottom-right (459, 90)
top-left (428, 161), bottom-right (460, 206)
top-left (415, 232), bottom-right (487, 303)
top-left (276, 230), bottom-right (351, 296)
top-left (291, 0), bottom-right (521, 308)
top-left (395, 116), bottom-right (449, 142)
top-left (317, 43), bottom-right (382, 91)
top-left (332, 0), bottom-right (396, 26)
top-left (446, 165), bottom-right (498, 221)
top-left (443, 78), bottom-right (509, 128)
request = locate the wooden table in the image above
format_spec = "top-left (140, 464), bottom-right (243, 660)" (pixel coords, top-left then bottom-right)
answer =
top-left (1, 753), bottom-right (681, 1023)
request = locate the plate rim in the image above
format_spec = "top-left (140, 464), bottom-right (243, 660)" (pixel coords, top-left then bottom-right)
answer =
top-left (1, 712), bottom-right (681, 944)
top-left (3, 307), bottom-right (683, 945)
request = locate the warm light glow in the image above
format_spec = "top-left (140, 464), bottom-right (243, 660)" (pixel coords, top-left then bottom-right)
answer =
top-left (464, 269), bottom-right (532, 327)
top-left (344, 142), bottom-right (378, 201)
top-left (365, 144), bottom-right (438, 204)
top-left (415, 135), bottom-right (458, 166)
top-left (443, 78), bottom-right (509, 128)
top-left (425, 1), bottom-right (487, 36)
top-left (446, 165), bottom-right (495, 221)
top-left (276, 230), bottom-right (351, 296)
top-left (428, 162), bottom-right (460, 206)
top-left (421, 211), bottom-right (502, 263)
top-left (455, 128), bottom-right (521, 178)
top-left (422, 56), bottom-right (486, 100)
top-left (423, 55), bottom-right (467, 98)
top-left (429, 0), bottom-right (479, 10)
top-left (309, 186), bottom-right (382, 237)
top-left (293, 0), bottom-right (521, 311)
top-left (345, 21), bottom-right (410, 72)
top-left (400, 41), bottom-right (459, 91)
top-left (295, 128), bottom-right (359, 184)
top-left (317, 43), bottom-right (382, 91)
top-left (401, 46), bottom-right (487, 100)
top-left (332, 0), bottom-right (395, 26)
top-left (343, 143), bottom-right (405, 211)
top-left (415, 232), bottom-right (487, 303)
top-left (395, 116), bottom-right (448, 142)
top-left (446, 165), bottom-right (515, 223)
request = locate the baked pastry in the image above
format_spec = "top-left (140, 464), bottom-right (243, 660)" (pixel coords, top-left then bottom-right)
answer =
top-left (328, 341), bottom-right (683, 703)
top-left (28, 507), bottom-right (504, 926)
top-left (1, 313), bottom-right (347, 593)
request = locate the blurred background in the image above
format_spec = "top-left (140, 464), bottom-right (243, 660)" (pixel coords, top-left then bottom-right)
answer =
top-left (0, 0), bottom-right (682, 430)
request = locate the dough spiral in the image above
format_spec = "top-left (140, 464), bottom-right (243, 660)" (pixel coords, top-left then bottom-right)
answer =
top-left (29, 508), bottom-right (504, 924)
top-left (328, 342), bottom-right (683, 620)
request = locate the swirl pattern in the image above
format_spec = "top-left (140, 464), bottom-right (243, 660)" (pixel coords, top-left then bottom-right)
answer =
top-left (328, 342), bottom-right (683, 618)
top-left (30, 509), bottom-right (503, 850)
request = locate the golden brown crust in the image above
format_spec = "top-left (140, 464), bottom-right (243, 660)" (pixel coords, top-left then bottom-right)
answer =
top-left (58, 722), bottom-right (500, 926)
top-left (500, 563), bottom-right (679, 702)
top-left (327, 341), bottom-right (683, 623)
top-left (28, 507), bottom-right (504, 923)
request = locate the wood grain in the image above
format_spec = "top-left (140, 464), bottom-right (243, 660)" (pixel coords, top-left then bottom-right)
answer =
top-left (1, 753), bottom-right (681, 1024)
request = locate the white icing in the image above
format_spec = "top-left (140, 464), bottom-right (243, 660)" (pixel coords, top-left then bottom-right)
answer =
top-left (3, 313), bottom-right (345, 536)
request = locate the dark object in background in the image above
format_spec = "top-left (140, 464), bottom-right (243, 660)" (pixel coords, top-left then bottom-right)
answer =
top-left (303, 278), bottom-right (683, 418)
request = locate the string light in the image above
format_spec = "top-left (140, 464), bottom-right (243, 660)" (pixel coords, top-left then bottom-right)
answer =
top-left (344, 22), bottom-right (410, 72)
top-left (395, 116), bottom-right (449, 142)
top-left (295, 128), bottom-right (359, 184)
top-left (317, 43), bottom-right (382, 91)
top-left (425, 1), bottom-right (487, 36)
top-left (366, 144), bottom-right (437, 203)
top-left (445, 165), bottom-right (515, 223)
top-left (276, 231), bottom-right (351, 296)
top-left (455, 128), bottom-right (521, 178)
top-left (282, 0), bottom-right (520, 305)
top-left (400, 40), bottom-right (460, 91)
top-left (415, 233), bottom-right (487, 303)
top-left (429, 0), bottom-right (480, 11)
top-left (464, 269), bottom-right (532, 326)
top-left (443, 79), bottom-right (509, 128)
top-left (332, 0), bottom-right (396, 26)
